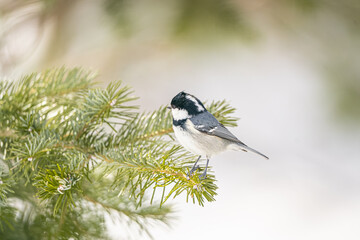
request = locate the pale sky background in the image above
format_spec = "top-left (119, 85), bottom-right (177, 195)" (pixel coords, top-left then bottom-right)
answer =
top-left (1, 0), bottom-right (360, 239)
top-left (108, 38), bottom-right (360, 240)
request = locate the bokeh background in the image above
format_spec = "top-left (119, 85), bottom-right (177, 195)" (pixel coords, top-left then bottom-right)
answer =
top-left (1, 0), bottom-right (360, 239)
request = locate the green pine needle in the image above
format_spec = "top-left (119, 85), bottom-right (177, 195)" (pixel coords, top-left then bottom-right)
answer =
top-left (0, 67), bottom-right (240, 238)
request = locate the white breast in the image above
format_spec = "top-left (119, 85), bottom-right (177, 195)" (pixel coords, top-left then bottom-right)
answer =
top-left (173, 119), bottom-right (230, 158)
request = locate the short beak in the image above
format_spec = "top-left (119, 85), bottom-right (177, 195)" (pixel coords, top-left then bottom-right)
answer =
top-left (166, 105), bottom-right (171, 110)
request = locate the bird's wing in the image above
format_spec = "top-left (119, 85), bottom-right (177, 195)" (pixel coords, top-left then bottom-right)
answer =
top-left (197, 123), bottom-right (246, 144)
top-left (190, 112), bottom-right (245, 144)
top-left (190, 112), bottom-right (269, 159)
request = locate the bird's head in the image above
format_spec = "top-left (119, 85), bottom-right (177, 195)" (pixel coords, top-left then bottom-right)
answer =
top-left (169, 91), bottom-right (206, 120)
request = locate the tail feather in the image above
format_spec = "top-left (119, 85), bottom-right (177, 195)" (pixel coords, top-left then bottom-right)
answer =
top-left (237, 143), bottom-right (269, 160)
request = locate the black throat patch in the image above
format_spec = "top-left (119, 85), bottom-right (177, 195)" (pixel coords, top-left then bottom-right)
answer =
top-left (173, 118), bottom-right (187, 127)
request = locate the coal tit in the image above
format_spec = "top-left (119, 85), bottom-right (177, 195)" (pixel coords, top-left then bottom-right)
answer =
top-left (169, 91), bottom-right (268, 179)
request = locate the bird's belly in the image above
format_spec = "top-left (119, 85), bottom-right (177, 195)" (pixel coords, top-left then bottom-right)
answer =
top-left (173, 124), bottom-right (228, 157)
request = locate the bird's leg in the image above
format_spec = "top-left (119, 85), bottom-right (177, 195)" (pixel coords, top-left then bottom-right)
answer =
top-left (187, 156), bottom-right (201, 178)
top-left (199, 158), bottom-right (209, 180)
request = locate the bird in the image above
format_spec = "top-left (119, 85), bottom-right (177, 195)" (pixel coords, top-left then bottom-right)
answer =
top-left (169, 91), bottom-right (268, 180)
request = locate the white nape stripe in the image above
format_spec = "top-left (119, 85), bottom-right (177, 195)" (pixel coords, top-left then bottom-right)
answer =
top-left (172, 108), bottom-right (191, 120)
top-left (185, 95), bottom-right (204, 112)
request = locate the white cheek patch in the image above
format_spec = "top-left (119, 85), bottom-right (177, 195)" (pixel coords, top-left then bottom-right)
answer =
top-left (185, 95), bottom-right (205, 112)
top-left (172, 108), bottom-right (191, 120)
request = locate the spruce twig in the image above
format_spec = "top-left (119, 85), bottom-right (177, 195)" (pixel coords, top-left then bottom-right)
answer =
top-left (0, 67), bottom-right (239, 238)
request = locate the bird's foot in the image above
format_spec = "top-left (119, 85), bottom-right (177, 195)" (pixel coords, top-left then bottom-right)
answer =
top-left (199, 171), bottom-right (207, 180)
top-left (187, 165), bottom-right (200, 179)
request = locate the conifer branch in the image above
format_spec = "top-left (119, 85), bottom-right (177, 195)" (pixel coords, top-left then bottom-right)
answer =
top-left (0, 67), bottom-right (239, 238)
top-left (0, 129), bottom-right (17, 138)
top-left (136, 127), bottom-right (174, 141)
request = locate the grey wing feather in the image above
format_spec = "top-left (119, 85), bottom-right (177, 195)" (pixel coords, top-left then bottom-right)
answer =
top-left (190, 112), bottom-right (245, 144)
top-left (207, 125), bottom-right (245, 144)
top-left (190, 112), bottom-right (269, 159)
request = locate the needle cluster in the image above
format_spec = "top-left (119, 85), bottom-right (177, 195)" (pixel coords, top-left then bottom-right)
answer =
top-left (0, 67), bottom-right (238, 239)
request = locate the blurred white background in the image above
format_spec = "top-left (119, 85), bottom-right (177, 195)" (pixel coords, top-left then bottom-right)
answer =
top-left (1, 0), bottom-right (360, 239)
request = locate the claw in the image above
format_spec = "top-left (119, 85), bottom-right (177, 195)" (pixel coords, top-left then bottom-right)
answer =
top-left (199, 172), bottom-right (207, 180)
top-left (187, 165), bottom-right (199, 179)
top-left (198, 158), bottom-right (209, 181)
top-left (187, 156), bottom-right (202, 179)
